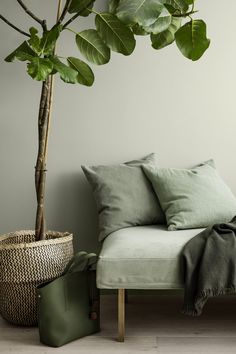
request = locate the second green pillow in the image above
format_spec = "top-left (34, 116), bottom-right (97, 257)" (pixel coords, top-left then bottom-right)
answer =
top-left (143, 160), bottom-right (236, 231)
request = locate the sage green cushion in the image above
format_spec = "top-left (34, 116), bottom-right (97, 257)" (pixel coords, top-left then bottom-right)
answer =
top-left (82, 154), bottom-right (165, 241)
top-left (97, 225), bottom-right (203, 289)
top-left (143, 160), bottom-right (236, 231)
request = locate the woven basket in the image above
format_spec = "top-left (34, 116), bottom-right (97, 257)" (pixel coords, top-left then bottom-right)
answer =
top-left (0, 230), bottom-right (73, 326)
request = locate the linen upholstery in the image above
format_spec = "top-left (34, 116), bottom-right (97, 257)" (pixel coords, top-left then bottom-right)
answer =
top-left (143, 160), bottom-right (236, 231)
top-left (82, 154), bottom-right (165, 241)
top-left (96, 225), bottom-right (203, 289)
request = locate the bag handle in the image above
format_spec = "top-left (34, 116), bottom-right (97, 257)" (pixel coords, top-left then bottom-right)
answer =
top-left (85, 253), bottom-right (97, 271)
top-left (63, 252), bottom-right (97, 275)
top-left (62, 251), bottom-right (87, 275)
top-left (70, 253), bottom-right (97, 273)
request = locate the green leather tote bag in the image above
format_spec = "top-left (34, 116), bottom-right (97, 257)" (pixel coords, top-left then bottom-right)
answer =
top-left (37, 251), bottom-right (100, 347)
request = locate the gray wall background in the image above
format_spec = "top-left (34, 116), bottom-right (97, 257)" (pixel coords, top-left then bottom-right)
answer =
top-left (0, 0), bottom-right (236, 252)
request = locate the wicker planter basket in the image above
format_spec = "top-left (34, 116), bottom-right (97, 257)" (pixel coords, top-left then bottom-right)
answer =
top-left (0, 230), bottom-right (73, 326)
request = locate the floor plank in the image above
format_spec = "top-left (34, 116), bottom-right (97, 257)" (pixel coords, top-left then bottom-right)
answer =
top-left (1, 294), bottom-right (236, 353)
top-left (157, 337), bottom-right (236, 354)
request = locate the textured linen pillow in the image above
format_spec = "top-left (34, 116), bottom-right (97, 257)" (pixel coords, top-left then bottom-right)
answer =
top-left (82, 153), bottom-right (165, 241)
top-left (143, 160), bottom-right (236, 231)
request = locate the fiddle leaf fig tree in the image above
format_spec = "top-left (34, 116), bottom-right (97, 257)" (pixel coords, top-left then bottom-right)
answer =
top-left (0, 0), bottom-right (210, 241)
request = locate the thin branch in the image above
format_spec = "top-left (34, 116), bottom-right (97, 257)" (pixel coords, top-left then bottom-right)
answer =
top-left (16, 0), bottom-right (47, 31)
top-left (56, 0), bottom-right (63, 22)
top-left (62, 0), bottom-right (94, 29)
top-left (0, 14), bottom-right (30, 37)
top-left (63, 11), bottom-right (80, 29)
top-left (57, 0), bottom-right (73, 24)
top-left (172, 10), bottom-right (198, 18)
top-left (44, 0), bottom-right (62, 163)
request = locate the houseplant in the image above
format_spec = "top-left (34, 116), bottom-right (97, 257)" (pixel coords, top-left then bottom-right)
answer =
top-left (0, 0), bottom-right (210, 326)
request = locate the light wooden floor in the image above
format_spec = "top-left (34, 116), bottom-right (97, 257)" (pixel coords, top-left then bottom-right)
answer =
top-left (1, 293), bottom-right (236, 353)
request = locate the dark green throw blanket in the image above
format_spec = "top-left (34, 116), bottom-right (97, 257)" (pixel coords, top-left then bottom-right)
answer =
top-left (182, 216), bottom-right (236, 316)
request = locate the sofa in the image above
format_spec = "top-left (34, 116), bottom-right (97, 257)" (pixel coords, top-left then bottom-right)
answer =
top-left (82, 154), bottom-right (236, 342)
top-left (96, 225), bottom-right (204, 341)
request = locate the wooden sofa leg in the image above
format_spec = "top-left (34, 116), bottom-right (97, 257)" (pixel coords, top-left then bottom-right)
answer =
top-left (118, 289), bottom-right (125, 342)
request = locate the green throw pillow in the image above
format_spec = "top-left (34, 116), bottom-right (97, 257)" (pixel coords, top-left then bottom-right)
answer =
top-left (143, 160), bottom-right (236, 231)
top-left (82, 153), bottom-right (165, 241)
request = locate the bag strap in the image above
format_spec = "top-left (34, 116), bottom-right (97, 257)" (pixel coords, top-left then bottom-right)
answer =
top-left (88, 270), bottom-right (99, 321)
top-left (68, 254), bottom-right (91, 273)
top-left (62, 251), bottom-right (87, 275)
top-left (85, 253), bottom-right (97, 271)
top-left (63, 252), bottom-right (98, 275)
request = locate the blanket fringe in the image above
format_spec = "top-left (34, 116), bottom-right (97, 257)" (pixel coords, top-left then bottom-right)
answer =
top-left (183, 285), bottom-right (236, 316)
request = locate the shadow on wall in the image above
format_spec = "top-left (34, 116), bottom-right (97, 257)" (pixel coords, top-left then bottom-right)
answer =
top-left (47, 172), bottom-right (101, 253)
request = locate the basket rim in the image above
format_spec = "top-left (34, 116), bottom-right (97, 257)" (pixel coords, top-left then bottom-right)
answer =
top-left (0, 230), bottom-right (73, 250)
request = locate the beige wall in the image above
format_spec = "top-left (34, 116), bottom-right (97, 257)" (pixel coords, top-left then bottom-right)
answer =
top-left (0, 0), bottom-right (236, 252)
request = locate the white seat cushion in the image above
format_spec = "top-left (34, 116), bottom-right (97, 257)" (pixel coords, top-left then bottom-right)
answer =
top-left (97, 225), bottom-right (204, 289)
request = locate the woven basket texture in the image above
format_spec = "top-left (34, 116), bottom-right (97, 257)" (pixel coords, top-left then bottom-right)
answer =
top-left (0, 230), bottom-right (73, 326)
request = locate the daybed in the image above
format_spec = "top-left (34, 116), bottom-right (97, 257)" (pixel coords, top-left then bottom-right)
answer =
top-left (82, 154), bottom-right (236, 342)
top-left (96, 225), bottom-right (204, 341)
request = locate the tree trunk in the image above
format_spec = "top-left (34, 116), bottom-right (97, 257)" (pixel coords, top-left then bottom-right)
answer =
top-left (34, 0), bottom-right (62, 241)
top-left (35, 76), bottom-right (53, 241)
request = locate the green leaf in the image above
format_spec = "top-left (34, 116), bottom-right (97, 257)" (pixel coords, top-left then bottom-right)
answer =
top-left (27, 58), bottom-right (53, 81)
top-left (49, 56), bottom-right (78, 84)
top-left (144, 7), bottom-right (172, 34)
top-left (76, 29), bottom-right (110, 65)
top-left (28, 27), bottom-right (41, 55)
top-left (108, 0), bottom-right (120, 13)
top-left (68, 0), bottom-right (95, 16)
top-left (67, 57), bottom-right (94, 86)
top-left (5, 41), bottom-right (36, 62)
top-left (151, 17), bottom-right (181, 49)
top-left (175, 19), bottom-right (210, 61)
top-left (29, 27), bottom-right (38, 36)
top-left (164, 4), bottom-right (178, 14)
top-left (95, 13), bottom-right (136, 55)
top-left (40, 25), bottom-right (62, 55)
top-left (80, 2), bottom-right (95, 17)
top-left (27, 25), bottom-right (62, 56)
top-left (163, 0), bottom-right (188, 12)
top-left (185, 0), bottom-right (194, 4)
top-left (116, 0), bottom-right (164, 27)
top-left (132, 23), bottom-right (149, 36)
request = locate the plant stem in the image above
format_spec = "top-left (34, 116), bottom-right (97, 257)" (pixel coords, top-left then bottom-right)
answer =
top-left (34, 0), bottom-right (62, 241)
top-left (44, 0), bottom-right (62, 163)
top-left (173, 10), bottom-right (198, 18)
top-left (63, 12), bottom-right (81, 29)
top-left (35, 78), bottom-right (51, 240)
top-left (87, 8), bottom-right (99, 15)
top-left (57, 0), bottom-right (73, 24)
top-left (56, 0), bottom-right (63, 23)
top-left (16, 0), bottom-right (47, 31)
top-left (0, 14), bottom-right (30, 37)
top-left (65, 27), bottom-right (77, 34)
top-left (62, 0), bottom-right (95, 29)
